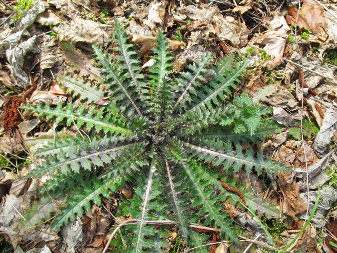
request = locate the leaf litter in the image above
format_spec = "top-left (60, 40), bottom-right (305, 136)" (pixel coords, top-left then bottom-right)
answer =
top-left (0, 0), bottom-right (336, 252)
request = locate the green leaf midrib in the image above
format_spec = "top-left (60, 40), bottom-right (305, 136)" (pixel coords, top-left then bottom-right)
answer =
top-left (186, 62), bottom-right (246, 114)
top-left (38, 142), bottom-right (141, 175)
top-left (184, 141), bottom-right (256, 163)
top-left (173, 54), bottom-right (211, 110)
top-left (22, 105), bottom-right (133, 136)
top-left (51, 178), bottom-right (119, 231)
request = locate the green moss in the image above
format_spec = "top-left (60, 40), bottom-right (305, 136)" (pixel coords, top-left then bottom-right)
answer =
top-left (246, 46), bottom-right (256, 55)
top-left (170, 236), bottom-right (185, 253)
top-left (173, 25), bottom-right (187, 42)
top-left (327, 166), bottom-right (337, 188)
top-left (261, 217), bottom-right (287, 240)
top-left (98, 8), bottom-right (112, 24)
top-left (300, 29), bottom-right (311, 41)
top-left (0, 236), bottom-right (12, 253)
top-left (323, 49), bottom-right (337, 66)
top-left (259, 49), bottom-right (271, 61)
top-left (13, 0), bottom-right (35, 21)
top-left (0, 156), bottom-right (11, 169)
top-left (287, 35), bottom-right (298, 43)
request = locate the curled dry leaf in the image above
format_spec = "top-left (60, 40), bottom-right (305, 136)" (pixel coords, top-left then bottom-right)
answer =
top-left (54, 17), bottom-right (111, 47)
top-left (40, 35), bottom-right (64, 70)
top-left (61, 219), bottom-right (83, 253)
top-left (306, 98), bottom-right (324, 127)
top-left (0, 70), bottom-right (14, 89)
top-left (176, 4), bottom-right (249, 47)
top-left (215, 242), bottom-right (230, 253)
top-left (273, 107), bottom-right (296, 126)
top-left (296, 150), bottom-right (335, 190)
top-left (278, 172), bottom-right (307, 221)
top-left (119, 186), bottom-right (133, 199)
top-left (232, 5), bottom-right (252, 14)
top-left (131, 34), bottom-right (185, 54)
top-left (49, 80), bottom-right (67, 96)
top-left (254, 16), bottom-right (290, 69)
top-left (314, 105), bottom-right (337, 157)
top-left (87, 236), bottom-right (104, 248)
top-left (36, 10), bottom-right (61, 26)
top-left (300, 186), bottom-right (337, 228)
top-left (144, 1), bottom-right (167, 29)
top-left (286, 0), bottom-right (327, 36)
top-left (260, 85), bottom-right (298, 109)
top-left (224, 203), bottom-right (239, 218)
top-left (6, 36), bottom-right (36, 88)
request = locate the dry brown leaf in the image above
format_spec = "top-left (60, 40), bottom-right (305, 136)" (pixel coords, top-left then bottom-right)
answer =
top-left (215, 242), bottom-right (230, 253)
top-left (277, 145), bottom-right (296, 167)
top-left (88, 236), bottom-right (104, 248)
top-left (119, 186), bottom-right (133, 199)
top-left (50, 80), bottom-right (67, 96)
top-left (278, 172), bottom-right (307, 221)
top-left (131, 34), bottom-right (185, 54)
top-left (291, 220), bottom-right (317, 252)
top-left (232, 5), bottom-right (252, 14)
top-left (286, 0), bottom-right (326, 34)
top-left (54, 17), bottom-right (110, 47)
top-left (144, 1), bottom-right (167, 29)
top-left (0, 70), bottom-right (14, 89)
top-left (224, 203), bottom-right (239, 218)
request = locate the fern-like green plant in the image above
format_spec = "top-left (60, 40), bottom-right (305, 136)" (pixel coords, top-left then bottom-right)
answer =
top-left (23, 20), bottom-right (288, 252)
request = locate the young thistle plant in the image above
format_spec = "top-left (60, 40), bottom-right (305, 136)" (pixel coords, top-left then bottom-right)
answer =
top-left (23, 20), bottom-right (286, 252)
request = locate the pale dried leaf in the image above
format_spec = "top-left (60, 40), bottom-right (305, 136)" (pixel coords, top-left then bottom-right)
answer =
top-left (40, 35), bottom-right (64, 70)
top-left (54, 17), bottom-right (110, 47)
top-left (273, 107), bottom-right (296, 126)
top-left (18, 119), bottom-right (39, 134)
top-left (314, 105), bottom-right (337, 157)
top-left (298, 0), bottom-right (326, 33)
top-left (36, 10), bottom-right (61, 26)
top-left (325, 5), bottom-right (337, 43)
top-left (181, 4), bottom-right (218, 21)
top-left (296, 150), bottom-right (335, 190)
top-left (30, 90), bottom-right (66, 105)
top-left (278, 172), bottom-right (307, 220)
top-left (215, 243), bottom-right (229, 253)
top-left (300, 186), bottom-right (337, 227)
top-left (6, 36), bottom-right (36, 88)
top-left (0, 194), bottom-right (22, 229)
top-left (61, 219), bottom-right (83, 253)
top-left (17, 0), bottom-right (46, 31)
top-left (233, 5), bottom-right (252, 14)
top-left (50, 80), bottom-right (67, 96)
top-left (260, 16), bottom-right (290, 69)
top-left (131, 34), bottom-right (185, 54)
top-left (144, 1), bottom-right (166, 29)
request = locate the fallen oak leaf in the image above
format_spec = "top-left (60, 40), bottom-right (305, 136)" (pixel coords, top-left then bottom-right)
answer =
top-left (131, 34), bottom-right (185, 54)
top-left (286, 0), bottom-right (327, 35)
